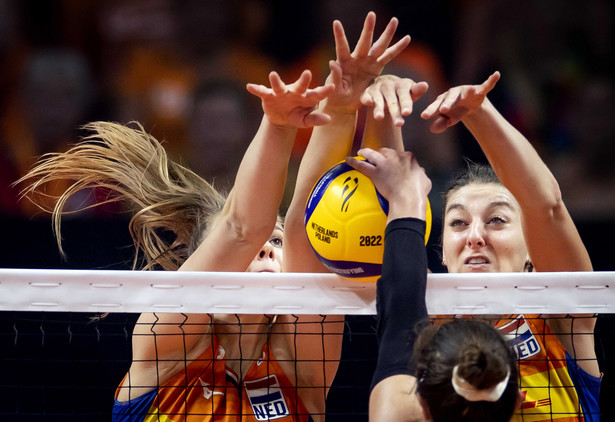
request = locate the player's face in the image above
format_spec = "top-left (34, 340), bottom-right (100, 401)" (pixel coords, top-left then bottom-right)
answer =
top-left (442, 183), bottom-right (528, 273)
top-left (246, 225), bottom-right (284, 273)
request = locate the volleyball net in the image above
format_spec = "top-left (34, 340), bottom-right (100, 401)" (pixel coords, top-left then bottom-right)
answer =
top-left (1, 269), bottom-right (613, 421)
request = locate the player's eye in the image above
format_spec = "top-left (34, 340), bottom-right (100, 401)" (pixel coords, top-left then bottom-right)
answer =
top-left (270, 236), bottom-right (283, 248)
top-left (449, 218), bottom-right (466, 227)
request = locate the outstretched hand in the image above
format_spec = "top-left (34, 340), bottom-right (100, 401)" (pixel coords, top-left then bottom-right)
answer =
top-left (421, 71), bottom-right (500, 133)
top-left (346, 148), bottom-right (431, 221)
top-left (361, 75), bottom-right (429, 126)
top-left (326, 11), bottom-right (411, 113)
top-left (246, 70), bottom-right (335, 128)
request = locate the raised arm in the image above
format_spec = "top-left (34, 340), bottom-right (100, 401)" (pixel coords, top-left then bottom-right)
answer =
top-left (284, 12), bottom-right (411, 273)
top-left (421, 72), bottom-right (591, 273)
top-left (181, 70), bottom-right (334, 273)
top-left (347, 148), bottom-right (431, 422)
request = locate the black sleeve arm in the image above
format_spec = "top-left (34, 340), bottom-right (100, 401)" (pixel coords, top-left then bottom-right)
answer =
top-left (370, 217), bottom-right (428, 391)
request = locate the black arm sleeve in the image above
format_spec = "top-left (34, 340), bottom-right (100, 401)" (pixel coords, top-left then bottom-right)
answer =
top-left (370, 217), bottom-right (428, 391)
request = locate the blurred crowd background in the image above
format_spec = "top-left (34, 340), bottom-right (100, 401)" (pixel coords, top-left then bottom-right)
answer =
top-left (1, 0), bottom-right (614, 221)
top-left (0, 0), bottom-right (614, 419)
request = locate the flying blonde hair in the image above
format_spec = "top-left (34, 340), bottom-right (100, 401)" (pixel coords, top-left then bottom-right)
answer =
top-left (17, 121), bottom-right (226, 271)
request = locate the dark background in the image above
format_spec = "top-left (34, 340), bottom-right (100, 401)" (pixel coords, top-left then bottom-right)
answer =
top-left (1, 0), bottom-right (614, 420)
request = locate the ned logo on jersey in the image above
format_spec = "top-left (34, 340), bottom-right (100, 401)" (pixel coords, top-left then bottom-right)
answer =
top-left (497, 315), bottom-right (541, 359)
top-left (244, 374), bottom-right (290, 421)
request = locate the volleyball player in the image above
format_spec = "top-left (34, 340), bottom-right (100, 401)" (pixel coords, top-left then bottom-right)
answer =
top-left (17, 12), bottom-right (411, 422)
top-left (348, 73), bottom-right (602, 421)
top-left (19, 70), bottom-right (334, 421)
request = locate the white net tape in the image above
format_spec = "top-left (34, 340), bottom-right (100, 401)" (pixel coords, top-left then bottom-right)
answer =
top-left (1, 268), bottom-right (613, 314)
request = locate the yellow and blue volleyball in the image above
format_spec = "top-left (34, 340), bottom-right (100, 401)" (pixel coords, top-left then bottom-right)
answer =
top-left (305, 158), bottom-right (431, 281)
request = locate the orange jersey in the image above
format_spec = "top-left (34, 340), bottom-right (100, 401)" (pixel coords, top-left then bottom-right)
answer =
top-left (496, 315), bottom-right (600, 422)
top-left (112, 336), bottom-right (312, 421)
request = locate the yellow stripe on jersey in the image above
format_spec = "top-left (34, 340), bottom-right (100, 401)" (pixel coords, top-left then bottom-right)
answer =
top-left (143, 407), bottom-right (176, 422)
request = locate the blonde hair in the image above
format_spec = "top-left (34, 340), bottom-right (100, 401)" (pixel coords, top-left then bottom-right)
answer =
top-left (16, 121), bottom-right (226, 271)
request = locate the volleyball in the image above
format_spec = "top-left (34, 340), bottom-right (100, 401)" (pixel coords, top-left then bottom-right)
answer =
top-left (305, 158), bottom-right (431, 281)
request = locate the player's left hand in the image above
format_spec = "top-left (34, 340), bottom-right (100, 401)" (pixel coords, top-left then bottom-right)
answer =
top-left (421, 71), bottom-right (500, 133)
top-left (246, 70), bottom-right (335, 128)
